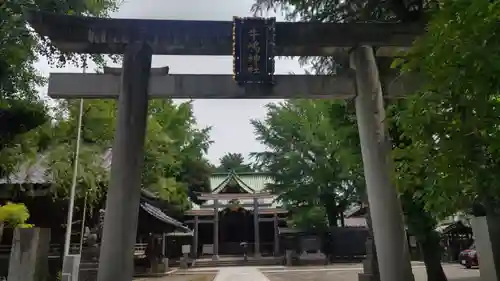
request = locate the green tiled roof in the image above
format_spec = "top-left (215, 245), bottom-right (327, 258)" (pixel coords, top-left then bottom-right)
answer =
top-left (209, 172), bottom-right (273, 193)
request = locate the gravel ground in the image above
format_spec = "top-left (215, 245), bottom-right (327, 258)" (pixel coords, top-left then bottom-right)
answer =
top-left (262, 264), bottom-right (479, 281)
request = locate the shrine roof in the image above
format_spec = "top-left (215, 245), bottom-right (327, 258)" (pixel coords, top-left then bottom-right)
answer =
top-left (210, 172), bottom-right (272, 193)
top-left (344, 203), bottom-right (368, 218)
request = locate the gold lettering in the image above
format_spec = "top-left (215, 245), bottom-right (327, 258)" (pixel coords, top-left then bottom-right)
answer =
top-left (248, 41), bottom-right (260, 53)
top-left (248, 28), bottom-right (259, 41)
top-left (245, 27), bottom-right (263, 75)
top-left (248, 54), bottom-right (261, 63)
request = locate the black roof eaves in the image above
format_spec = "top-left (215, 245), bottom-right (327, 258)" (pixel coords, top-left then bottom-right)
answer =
top-left (140, 201), bottom-right (191, 232)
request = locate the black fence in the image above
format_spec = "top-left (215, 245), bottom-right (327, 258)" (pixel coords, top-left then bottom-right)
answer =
top-left (281, 226), bottom-right (370, 261)
top-left (327, 227), bottom-right (369, 260)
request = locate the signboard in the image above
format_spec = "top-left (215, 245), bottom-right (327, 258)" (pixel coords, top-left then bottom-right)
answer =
top-left (182, 244), bottom-right (191, 254)
top-left (232, 17), bottom-right (276, 85)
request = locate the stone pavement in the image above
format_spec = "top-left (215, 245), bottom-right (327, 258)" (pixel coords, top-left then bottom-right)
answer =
top-left (261, 264), bottom-right (479, 281)
top-left (171, 263), bottom-right (479, 281)
top-left (213, 266), bottom-right (270, 281)
top-left (210, 263), bottom-right (479, 281)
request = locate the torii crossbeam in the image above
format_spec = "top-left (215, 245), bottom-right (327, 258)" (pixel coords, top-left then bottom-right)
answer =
top-left (46, 71), bottom-right (418, 99)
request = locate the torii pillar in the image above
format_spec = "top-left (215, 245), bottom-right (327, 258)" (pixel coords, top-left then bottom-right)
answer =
top-left (96, 43), bottom-right (153, 281)
top-left (351, 46), bottom-right (414, 281)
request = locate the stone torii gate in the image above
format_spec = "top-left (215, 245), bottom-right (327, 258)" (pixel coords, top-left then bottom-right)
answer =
top-left (27, 11), bottom-right (423, 281)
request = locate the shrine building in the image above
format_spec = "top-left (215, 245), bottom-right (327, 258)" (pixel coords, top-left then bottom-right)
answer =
top-left (184, 172), bottom-right (288, 259)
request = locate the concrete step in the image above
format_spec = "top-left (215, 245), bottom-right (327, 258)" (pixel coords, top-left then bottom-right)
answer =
top-left (193, 257), bottom-right (283, 268)
top-left (79, 262), bottom-right (99, 270)
top-left (358, 273), bottom-right (377, 281)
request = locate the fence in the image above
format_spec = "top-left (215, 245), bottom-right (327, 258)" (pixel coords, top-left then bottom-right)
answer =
top-left (327, 227), bottom-right (369, 260)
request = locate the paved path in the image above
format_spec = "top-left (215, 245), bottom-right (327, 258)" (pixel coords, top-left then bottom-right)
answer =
top-left (261, 264), bottom-right (479, 281)
top-left (214, 266), bottom-right (270, 281)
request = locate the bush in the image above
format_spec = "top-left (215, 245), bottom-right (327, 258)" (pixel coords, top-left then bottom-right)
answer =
top-left (0, 202), bottom-right (33, 228)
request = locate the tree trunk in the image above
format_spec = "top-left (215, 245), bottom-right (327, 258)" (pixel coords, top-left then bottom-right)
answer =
top-left (320, 194), bottom-right (338, 228)
top-left (419, 231), bottom-right (448, 281)
top-left (402, 192), bottom-right (447, 281)
top-left (326, 210), bottom-right (338, 228)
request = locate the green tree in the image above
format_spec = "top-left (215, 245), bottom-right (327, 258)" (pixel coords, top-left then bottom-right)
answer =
top-left (2, 98), bottom-right (212, 215)
top-left (142, 100), bottom-right (212, 211)
top-left (0, 0), bottom-right (121, 179)
top-left (251, 96), bottom-right (448, 279)
top-left (396, 0), bottom-right (500, 220)
top-left (328, 99), bottom-right (448, 281)
top-left (252, 100), bottom-right (357, 228)
top-left (216, 152), bottom-right (253, 173)
top-left (0, 100), bottom-right (49, 178)
top-left (288, 205), bottom-right (330, 231)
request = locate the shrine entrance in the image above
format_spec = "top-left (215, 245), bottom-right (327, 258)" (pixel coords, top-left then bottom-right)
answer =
top-left (219, 206), bottom-right (252, 255)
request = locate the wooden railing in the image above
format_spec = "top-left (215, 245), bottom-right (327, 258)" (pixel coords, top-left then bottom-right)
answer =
top-left (200, 242), bottom-right (278, 257)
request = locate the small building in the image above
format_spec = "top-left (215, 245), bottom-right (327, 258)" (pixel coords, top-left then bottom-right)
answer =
top-left (0, 149), bottom-right (190, 255)
top-left (343, 203), bottom-right (369, 228)
top-left (183, 171), bottom-right (288, 258)
top-left (436, 215), bottom-right (473, 262)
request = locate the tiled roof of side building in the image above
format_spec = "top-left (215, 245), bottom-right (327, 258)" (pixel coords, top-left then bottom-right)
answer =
top-left (0, 147), bottom-right (113, 184)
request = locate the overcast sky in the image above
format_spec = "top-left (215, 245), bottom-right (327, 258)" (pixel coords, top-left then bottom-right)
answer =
top-left (35, 0), bottom-right (305, 165)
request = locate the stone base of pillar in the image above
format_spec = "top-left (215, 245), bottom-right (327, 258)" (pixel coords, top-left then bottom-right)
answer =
top-left (285, 250), bottom-right (293, 266)
top-left (212, 255), bottom-right (219, 261)
top-left (363, 260), bottom-right (373, 272)
top-left (358, 273), bottom-right (378, 281)
top-left (62, 255), bottom-right (81, 281)
top-left (362, 237), bottom-right (380, 281)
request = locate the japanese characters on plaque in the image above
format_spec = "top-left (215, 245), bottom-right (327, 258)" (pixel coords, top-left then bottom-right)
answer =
top-left (232, 17), bottom-right (276, 85)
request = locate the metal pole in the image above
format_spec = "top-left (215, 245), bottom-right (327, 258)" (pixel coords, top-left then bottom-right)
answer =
top-left (63, 60), bottom-right (87, 256)
top-left (212, 199), bottom-right (219, 260)
top-left (351, 45), bottom-right (414, 281)
top-left (97, 42), bottom-right (152, 281)
top-left (79, 193), bottom-right (88, 254)
top-left (253, 197), bottom-right (260, 257)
